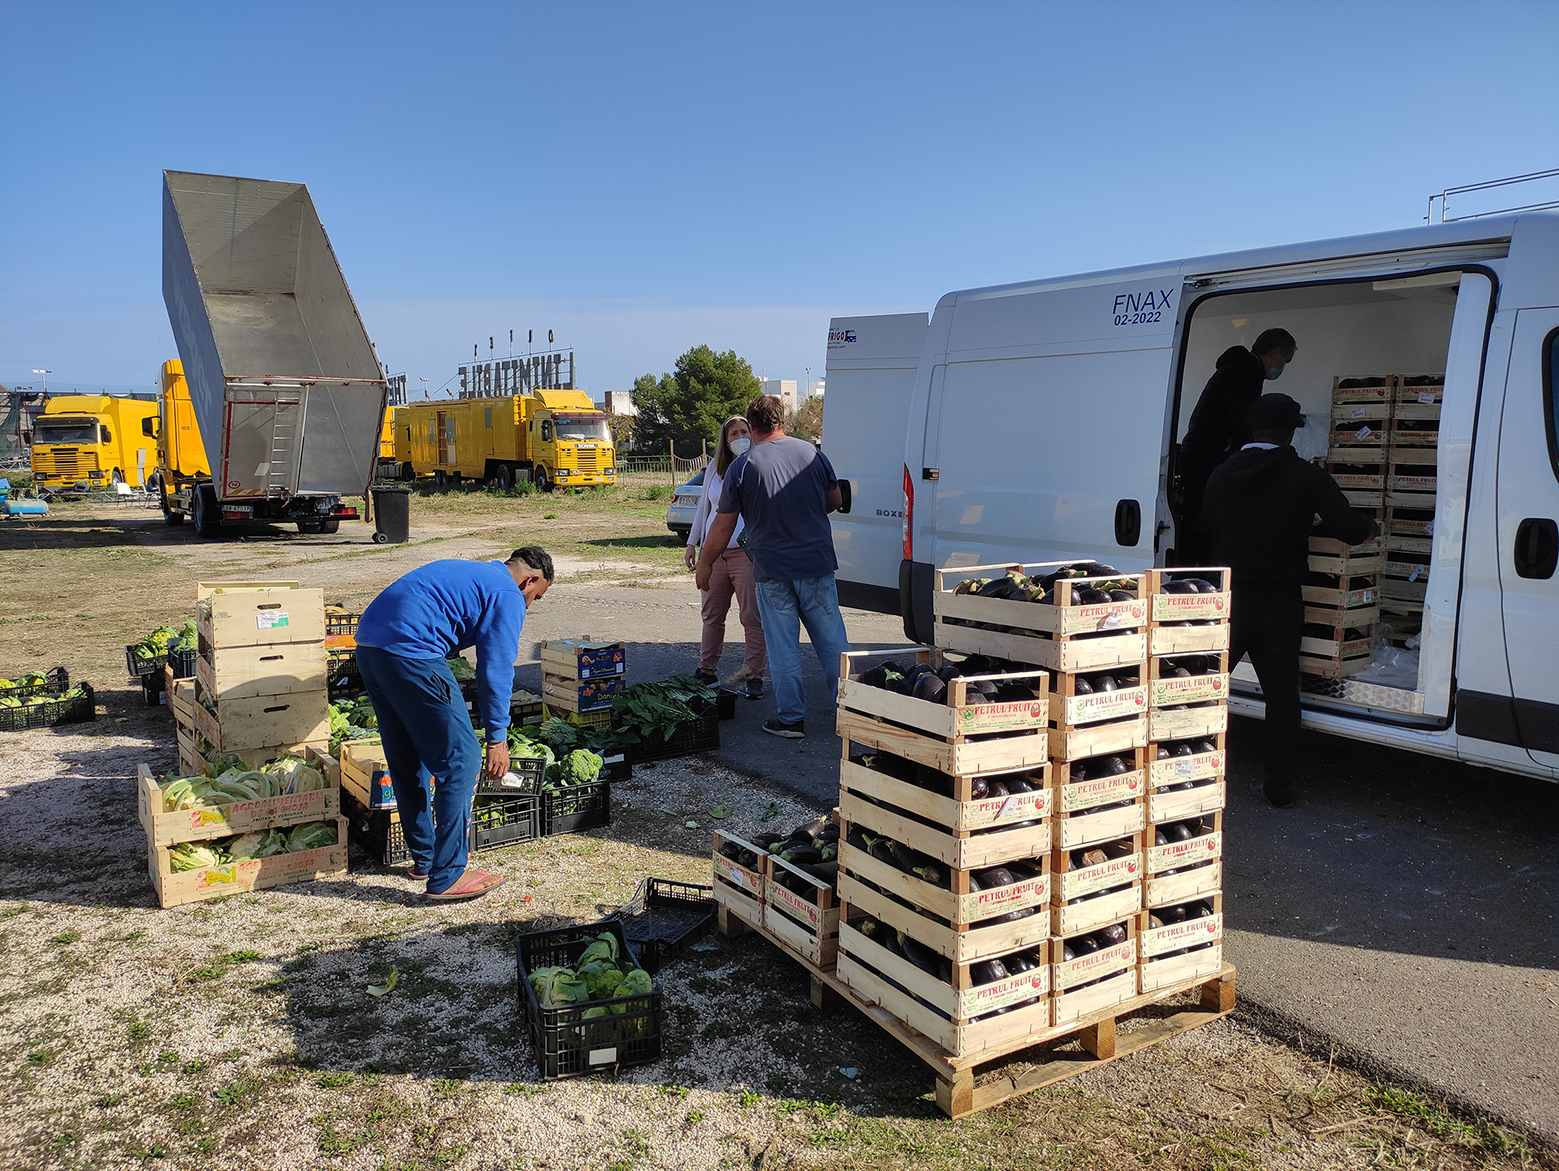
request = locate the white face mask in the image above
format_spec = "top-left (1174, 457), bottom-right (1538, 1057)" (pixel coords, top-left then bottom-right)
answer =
top-left (728, 437), bottom-right (751, 456)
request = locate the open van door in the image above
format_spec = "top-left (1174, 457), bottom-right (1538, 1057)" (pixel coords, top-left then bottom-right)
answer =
top-left (1495, 308), bottom-right (1559, 770)
top-left (827, 313), bottom-right (929, 614)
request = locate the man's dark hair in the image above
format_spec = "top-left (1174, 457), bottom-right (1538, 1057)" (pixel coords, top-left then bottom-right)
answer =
top-left (746, 395), bottom-right (786, 433)
top-left (1253, 327), bottom-right (1297, 357)
top-left (508, 546), bottom-right (554, 581)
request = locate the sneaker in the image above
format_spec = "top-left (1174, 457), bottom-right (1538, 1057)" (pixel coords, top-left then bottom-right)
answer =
top-left (745, 676), bottom-right (764, 700)
top-left (763, 717), bottom-right (804, 739)
top-left (694, 670), bottom-right (719, 685)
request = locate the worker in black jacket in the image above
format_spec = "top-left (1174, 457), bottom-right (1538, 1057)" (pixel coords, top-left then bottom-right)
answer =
top-left (1175, 327), bottom-right (1297, 563)
top-left (1201, 393), bottom-right (1377, 808)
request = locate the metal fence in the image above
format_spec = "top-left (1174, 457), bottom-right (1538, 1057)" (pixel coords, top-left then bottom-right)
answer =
top-left (616, 452), bottom-right (710, 485)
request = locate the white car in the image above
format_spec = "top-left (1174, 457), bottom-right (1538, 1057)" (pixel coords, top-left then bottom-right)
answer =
top-left (665, 470), bottom-right (704, 542)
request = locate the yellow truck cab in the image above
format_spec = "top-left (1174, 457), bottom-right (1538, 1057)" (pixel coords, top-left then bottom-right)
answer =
top-left (31, 394), bottom-right (160, 491)
top-left (152, 359), bottom-right (210, 524)
top-left (396, 388), bottom-right (616, 491)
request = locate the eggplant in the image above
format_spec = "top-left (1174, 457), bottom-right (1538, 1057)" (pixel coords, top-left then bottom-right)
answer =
top-left (1005, 859), bottom-right (1043, 879)
top-left (1174, 742), bottom-right (1194, 757)
top-left (975, 866), bottom-right (1016, 888)
top-left (913, 673), bottom-right (947, 704)
top-left (938, 958), bottom-right (953, 982)
top-left (1169, 666), bottom-right (1191, 678)
top-left (868, 838), bottom-right (898, 864)
top-left (1190, 738), bottom-right (1217, 754)
top-left (1074, 587), bottom-right (1112, 605)
top-left (1073, 676), bottom-right (1094, 696)
top-left (987, 779), bottom-right (1011, 798)
top-left (718, 841), bottom-right (742, 860)
top-left (857, 665), bottom-right (888, 689)
top-left (971, 959), bottom-right (1009, 984)
top-left (1102, 839), bottom-right (1135, 858)
top-left (991, 906), bottom-right (1037, 924)
top-left (1097, 754), bottom-right (1130, 776)
top-left (1166, 822), bottom-right (1192, 843)
top-left (1109, 589), bottom-right (1137, 602)
top-left (1159, 904), bottom-right (1187, 924)
top-left (911, 862), bottom-right (946, 888)
top-left (738, 849), bottom-right (761, 868)
top-left (1004, 777), bottom-right (1035, 794)
top-left (1149, 914), bottom-right (1165, 929)
top-left (969, 776), bottom-right (990, 800)
top-left (1186, 900), bottom-right (1213, 918)
top-left (1093, 674), bottom-right (1118, 692)
top-left (793, 816), bottom-right (828, 840)
top-left (1156, 744), bottom-right (1171, 760)
top-left (898, 933), bottom-right (941, 975)
top-left (752, 832), bottom-right (786, 849)
top-left (1006, 953), bottom-right (1037, 974)
top-left (1161, 580), bottom-right (1196, 595)
top-left (1070, 934), bottom-right (1101, 955)
top-left (888, 840), bottom-right (920, 871)
top-left (1062, 943), bottom-right (1077, 962)
top-left (780, 846), bottom-right (822, 865)
top-left (1098, 922), bottom-right (1128, 945)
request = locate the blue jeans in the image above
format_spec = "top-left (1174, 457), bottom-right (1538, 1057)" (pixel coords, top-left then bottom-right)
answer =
top-left (754, 575), bottom-right (851, 725)
top-left (356, 647), bottom-right (482, 894)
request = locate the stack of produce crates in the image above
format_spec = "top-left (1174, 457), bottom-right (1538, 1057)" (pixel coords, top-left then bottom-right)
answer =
top-left (136, 747), bottom-right (347, 908)
top-left (193, 581), bottom-right (330, 764)
top-left (1142, 568), bottom-right (1229, 993)
top-left (1302, 536), bottom-right (1385, 677)
top-left (831, 645), bottom-right (1055, 1055)
top-left (1383, 374), bottom-right (1443, 635)
top-left (324, 605), bottom-right (362, 700)
top-left (1325, 376), bottom-right (1394, 514)
top-left (539, 639), bottom-right (626, 722)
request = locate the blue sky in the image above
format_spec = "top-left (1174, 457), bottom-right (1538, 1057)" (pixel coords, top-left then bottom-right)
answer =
top-left (3, 1), bottom-right (1556, 397)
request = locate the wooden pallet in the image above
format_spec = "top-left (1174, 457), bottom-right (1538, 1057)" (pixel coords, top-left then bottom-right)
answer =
top-left (717, 898), bottom-right (1236, 1117)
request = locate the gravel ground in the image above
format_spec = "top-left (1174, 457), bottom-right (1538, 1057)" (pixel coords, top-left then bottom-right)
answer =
top-left (0, 712), bottom-right (1550, 1171)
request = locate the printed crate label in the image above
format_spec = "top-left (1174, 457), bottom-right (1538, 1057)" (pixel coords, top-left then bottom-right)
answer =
top-left (954, 964), bottom-right (1051, 1018)
top-left (965, 787), bottom-right (1053, 828)
top-left (1330, 471), bottom-right (1384, 490)
top-left (1056, 685), bottom-right (1148, 725)
top-left (1062, 598), bottom-right (1148, 633)
top-left (1146, 830), bottom-right (1223, 875)
top-left (1386, 560), bottom-right (1431, 582)
top-left (956, 871), bottom-right (1050, 920)
top-left (1151, 592), bottom-right (1230, 622)
top-left (1057, 770), bottom-right (1144, 813)
top-left (1390, 474), bottom-right (1437, 492)
top-left (1054, 938), bottom-right (1135, 990)
top-left (956, 696), bottom-right (1050, 734)
top-left (1141, 912), bottom-right (1223, 958)
top-left (257, 612), bottom-right (291, 630)
top-left (1150, 673), bottom-right (1228, 707)
top-left (1299, 635), bottom-right (1373, 659)
top-left (1057, 852), bottom-right (1141, 900)
top-left (1149, 749), bottom-right (1224, 788)
top-left (767, 877), bottom-right (826, 930)
top-left (713, 853), bottom-right (763, 893)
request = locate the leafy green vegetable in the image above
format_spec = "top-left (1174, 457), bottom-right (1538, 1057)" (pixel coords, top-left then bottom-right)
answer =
top-left (611, 683), bottom-right (698, 741)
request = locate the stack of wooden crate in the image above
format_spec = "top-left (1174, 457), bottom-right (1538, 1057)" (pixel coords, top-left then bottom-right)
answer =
top-left (1142, 568), bottom-right (1229, 992)
top-left (193, 581), bottom-right (330, 765)
top-left (539, 639), bottom-right (626, 722)
top-left (137, 747), bottom-right (347, 908)
top-left (1326, 376), bottom-right (1394, 514)
top-left (1302, 536), bottom-right (1385, 677)
top-left (1384, 375), bottom-right (1442, 625)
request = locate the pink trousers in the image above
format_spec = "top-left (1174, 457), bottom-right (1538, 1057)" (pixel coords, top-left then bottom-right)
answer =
top-left (699, 546), bottom-right (767, 678)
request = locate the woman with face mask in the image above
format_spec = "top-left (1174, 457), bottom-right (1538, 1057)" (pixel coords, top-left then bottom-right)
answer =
top-left (685, 415), bottom-right (767, 697)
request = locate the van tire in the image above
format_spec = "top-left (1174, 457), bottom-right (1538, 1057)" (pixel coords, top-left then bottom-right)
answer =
top-left (494, 464), bottom-right (513, 491)
top-left (535, 466), bottom-right (551, 492)
top-left (192, 485), bottom-right (221, 538)
top-left (319, 519), bottom-right (339, 534)
top-left (401, 462), bottom-right (414, 482)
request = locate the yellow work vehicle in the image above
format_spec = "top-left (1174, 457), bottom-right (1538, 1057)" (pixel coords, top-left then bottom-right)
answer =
top-left (394, 388), bottom-right (616, 491)
top-left (151, 360), bottom-right (209, 525)
top-left (30, 394), bottom-right (160, 492)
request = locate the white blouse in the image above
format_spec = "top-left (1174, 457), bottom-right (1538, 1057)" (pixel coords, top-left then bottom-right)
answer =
top-left (688, 465), bottom-right (745, 549)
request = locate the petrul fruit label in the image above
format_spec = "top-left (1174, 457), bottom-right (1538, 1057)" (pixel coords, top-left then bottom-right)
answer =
top-left (1142, 912), bottom-right (1222, 957)
top-left (965, 787), bottom-right (1052, 827)
top-left (956, 872), bottom-right (1049, 920)
top-left (1151, 592), bottom-right (1230, 621)
top-left (958, 696), bottom-right (1048, 733)
top-left (1149, 749), bottom-right (1224, 787)
top-left (1058, 685), bottom-right (1147, 725)
top-left (1059, 853), bottom-right (1140, 899)
top-left (1058, 770), bottom-right (1143, 812)
top-left (1054, 939), bottom-right (1135, 989)
top-left (1150, 673), bottom-right (1228, 706)
top-left (1146, 830), bottom-right (1222, 874)
top-left (768, 877), bottom-right (824, 929)
top-left (714, 853), bottom-right (761, 892)
top-left (954, 966), bottom-right (1051, 1017)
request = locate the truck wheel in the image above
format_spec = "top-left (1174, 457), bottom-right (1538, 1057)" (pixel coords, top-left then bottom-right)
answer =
top-left (192, 484), bottom-right (221, 538)
top-left (494, 464), bottom-right (513, 491)
top-left (401, 462), bottom-right (414, 482)
top-left (111, 468), bottom-right (124, 485)
top-left (434, 470), bottom-right (447, 487)
top-left (320, 519), bottom-right (340, 534)
top-left (297, 520), bottom-right (323, 534)
top-left (535, 466), bottom-right (551, 492)
top-left (160, 484), bottom-right (185, 526)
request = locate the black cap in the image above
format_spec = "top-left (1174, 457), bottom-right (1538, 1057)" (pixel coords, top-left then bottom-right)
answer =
top-left (1249, 393), bottom-right (1304, 431)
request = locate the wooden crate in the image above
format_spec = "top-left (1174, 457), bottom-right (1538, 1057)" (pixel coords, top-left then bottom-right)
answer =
top-left (147, 814), bottom-right (348, 908)
top-left (839, 833), bottom-right (1051, 928)
top-left (1051, 841), bottom-right (1143, 935)
top-left (194, 688), bottom-right (330, 756)
top-left (538, 638), bottom-right (626, 681)
top-left (176, 722), bottom-right (202, 778)
top-left (838, 759), bottom-right (1052, 868)
top-left (539, 672), bottom-right (624, 714)
top-left (1385, 510), bottom-right (1435, 538)
top-left (1329, 414), bottom-right (1388, 451)
top-left (1148, 778), bottom-right (1225, 824)
top-left (1385, 557), bottom-right (1431, 582)
top-left (1298, 623), bottom-right (1373, 679)
top-left (1395, 379), bottom-right (1443, 403)
top-left (1148, 733), bottom-right (1224, 788)
top-left (339, 739), bottom-right (396, 808)
top-left (1140, 941), bottom-right (1223, 993)
top-left (1331, 375), bottom-right (1396, 403)
top-left (712, 830), bottom-right (768, 928)
top-left (1146, 567), bottom-right (1231, 624)
top-left (1300, 580), bottom-right (1378, 610)
top-left (1050, 749), bottom-right (1147, 849)
top-left (195, 582), bottom-right (325, 650)
top-left (1328, 466), bottom-right (1385, 491)
top-left (1307, 534), bottom-right (1386, 576)
top-left (837, 920), bottom-right (1052, 1057)
top-left (1148, 703), bottom-right (1228, 741)
top-left (1304, 602), bottom-right (1379, 626)
top-left (1390, 418), bottom-right (1440, 447)
top-left (169, 677), bottom-right (196, 728)
top-left (195, 643), bottom-right (327, 702)
top-left (837, 649), bottom-right (1049, 776)
top-left (933, 564), bottom-right (1149, 673)
top-left (1144, 815), bottom-right (1223, 907)
top-left (1148, 653), bottom-right (1229, 708)
top-left (1049, 714), bottom-right (1148, 760)
top-left (1331, 400), bottom-right (1391, 426)
top-left (764, 853), bottom-right (840, 969)
top-left (1048, 669), bottom-right (1149, 729)
top-left (1387, 468), bottom-right (1436, 493)
top-left (838, 853), bottom-right (1049, 964)
top-left (138, 747), bottom-right (341, 846)
top-left (1139, 893), bottom-right (1223, 992)
top-left (1052, 919), bottom-right (1138, 1025)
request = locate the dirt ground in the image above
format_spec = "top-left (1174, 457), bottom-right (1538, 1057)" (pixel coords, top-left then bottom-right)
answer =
top-left (0, 495), bottom-right (1550, 1170)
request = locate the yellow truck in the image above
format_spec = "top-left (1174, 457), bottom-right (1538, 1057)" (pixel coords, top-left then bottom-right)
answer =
top-left (393, 388), bottom-right (616, 491)
top-left (30, 394), bottom-right (160, 492)
top-left (153, 360), bottom-right (210, 526)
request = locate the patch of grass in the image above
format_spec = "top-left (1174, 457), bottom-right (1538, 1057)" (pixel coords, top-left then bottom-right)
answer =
top-left (683, 1110), bottom-right (704, 1125)
top-left (99, 1094), bottom-right (122, 1108)
top-left (543, 512), bottom-right (558, 520)
top-left (1368, 1085), bottom-right (1530, 1158)
top-left (737, 1090), bottom-right (759, 1108)
top-left (50, 931), bottom-right (80, 945)
top-left (225, 949), bottom-right (261, 964)
top-left (316, 1071), bottom-right (352, 1089)
top-left (26, 1049), bottom-right (54, 1065)
top-left (126, 1021), bottom-right (152, 1042)
top-left (643, 484), bottom-right (670, 501)
top-left (702, 1020), bottom-right (734, 1040)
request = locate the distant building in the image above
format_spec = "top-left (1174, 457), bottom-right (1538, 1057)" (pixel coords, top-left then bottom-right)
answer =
top-left (806, 379), bottom-right (825, 400)
top-left (600, 390), bottom-right (638, 416)
top-left (761, 378), bottom-right (798, 411)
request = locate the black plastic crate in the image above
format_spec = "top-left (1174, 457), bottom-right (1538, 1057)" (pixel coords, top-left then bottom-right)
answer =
top-left (3, 666), bottom-right (70, 698)
top-left (324, 608), bottom-right (360, 638)
top-left (599, 750), bottom-right (631, 783)
top-left (608, 878), bottom-right (716, 975)
top-left (327, 651), bottom-right (363, 700)
top-left (542, 777), bottom-right (611, 837)
top-left (168, 647), bottom-right (197, 679)
top-left (716, 689), bottom-right (738, 720)
top-left (474, 755), bottom-right (545, 797)
top-left (342, 787), bottom-right (409, 865)
top-left (471, 789), bottom-right (542, 851)
top-left (516, 918), bottom-right (661, 1080)
top-left (628, 695), bottom-right (720, 764)
top-left (125, 645), bottom-right (164, 679)
top-left (0, 682), bottom-right (95, 733)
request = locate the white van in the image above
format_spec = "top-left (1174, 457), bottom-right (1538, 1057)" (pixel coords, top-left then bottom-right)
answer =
top-left (826, 212), bottom-right (1559, 781)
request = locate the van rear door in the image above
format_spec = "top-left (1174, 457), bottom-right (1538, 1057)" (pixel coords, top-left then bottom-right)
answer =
top-left (827, 313), bottom-right (929, 613)
top-left (922, 273), bottom-right (1182, 573)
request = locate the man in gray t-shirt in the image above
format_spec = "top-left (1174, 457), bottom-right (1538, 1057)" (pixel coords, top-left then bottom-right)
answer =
top-left (695, 396), bottom-right (849, 739)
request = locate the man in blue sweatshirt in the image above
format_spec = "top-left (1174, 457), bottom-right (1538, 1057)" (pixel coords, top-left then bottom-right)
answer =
top-left (356, 547), bottom-right (553, 900)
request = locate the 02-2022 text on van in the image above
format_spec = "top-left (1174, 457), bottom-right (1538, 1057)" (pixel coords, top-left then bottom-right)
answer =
top-left (825, 211), bottom-right (1559, 782)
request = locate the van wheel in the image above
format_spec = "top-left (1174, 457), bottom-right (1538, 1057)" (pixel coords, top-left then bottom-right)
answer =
top-left (434, 470), bottom-right (447, 487)
top-left (192, 484), bottom-right (221, 538)
top-left (494, 464), bottom-right (513, 490)
top-left (534, 466), bottom-right (551, 492)
top-left (401, 462), bottom-right (414, 481)
top-left (320, 519), bottom-right (339, 534)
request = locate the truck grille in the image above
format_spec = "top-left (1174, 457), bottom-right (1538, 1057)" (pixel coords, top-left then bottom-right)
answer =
top-left (34, 449), bottom-right (96, 479)
top-left (575, 450), bottom-right (598, 472)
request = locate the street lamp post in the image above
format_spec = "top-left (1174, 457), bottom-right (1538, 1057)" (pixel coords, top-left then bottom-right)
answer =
top-left (32, 369), bottom-right (51, 394)
top-left (420, 377), bottom-right (429, 400)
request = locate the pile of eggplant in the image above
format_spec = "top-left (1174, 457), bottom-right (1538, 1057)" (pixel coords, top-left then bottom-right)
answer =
top-left (1069, 668), bottom-right (1141, 695)
top-left (846, 826), bottom-right (1043, 923)
top-left (853, 752), bottom-right (1044, 824)
top-left (852, 653), bottom-right (1037, 707)
top-left (1156, 576), bottom-right (1224, 629)
top-left (850, 916), bottom-right (1048, 1019)
top-left (717, 816), bottom-right (839, 904)
top-left (1067, 837), bottom-right (1137, 875)
top-left (943, 562), bottom-right (1139, 640)
top-left (1152, 815), bottom-right (1215, 848)
top-left (1157, 655), bottom-right (1220, 679)
top-left (1058, 921), bottom-right (1134, 993)
top-left (1145, 899), bottom-right (1219, 961)
top-left (1154, 739), bottom-right (1221, 791)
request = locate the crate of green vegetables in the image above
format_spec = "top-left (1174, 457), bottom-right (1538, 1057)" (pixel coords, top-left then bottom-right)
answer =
top-left (0, 669), bottom-right (94, 733)
top-left (616, 682), bottom-right (720, 765)
top-left (517, 919), bottom-right (660, 1080)
top-left (342, 786), bottom-right (541, 865)
top-left (125, 621), bottom-right (198, 680)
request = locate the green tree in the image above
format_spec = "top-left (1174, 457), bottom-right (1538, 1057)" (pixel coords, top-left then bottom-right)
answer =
top-left (631, 346), bottom-right (761, 455)
top-left (787, 396), bottom-right (825, 444)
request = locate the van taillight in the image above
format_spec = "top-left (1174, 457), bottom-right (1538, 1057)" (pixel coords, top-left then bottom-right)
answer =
top-left (902, 464), bottom-right (914, 561)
